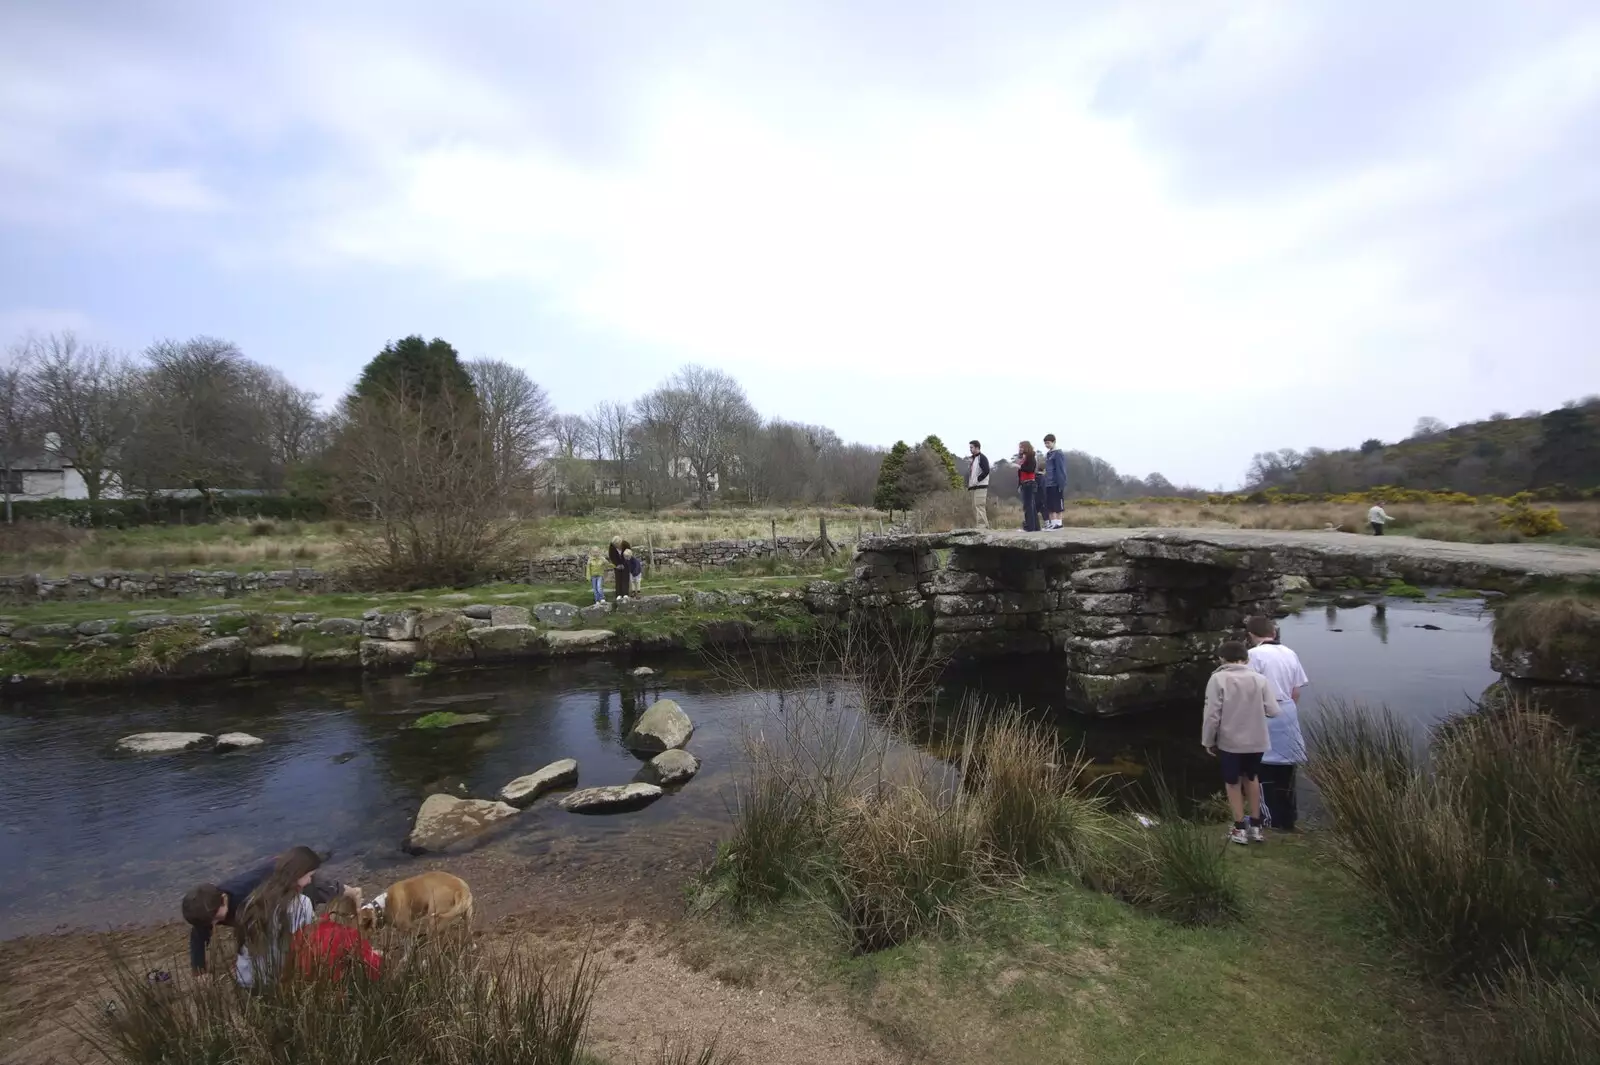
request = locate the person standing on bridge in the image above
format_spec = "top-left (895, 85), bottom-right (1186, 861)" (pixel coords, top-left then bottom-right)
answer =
top-left (967, 440), bottom-right (990, 529)
top-left (1041, 434), bottom-right (1068, 530)
top-left (1368, 503), bottom-right (1392, 535)
top-left (1015, 441), bottom-right (1039, 532)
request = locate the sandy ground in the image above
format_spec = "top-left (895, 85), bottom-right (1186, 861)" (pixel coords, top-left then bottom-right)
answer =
top-left (0, 847), bottom-right (902, 1065)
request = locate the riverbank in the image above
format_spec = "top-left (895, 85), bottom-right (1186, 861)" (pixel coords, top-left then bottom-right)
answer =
top-left (0, 829), bottom-right (1483, 1065)
top-left (0, 567), bottom-right (844, 695)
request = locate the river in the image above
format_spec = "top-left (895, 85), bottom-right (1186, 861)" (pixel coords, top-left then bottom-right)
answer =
top-left (0, 597), bottom-right (1497, 939)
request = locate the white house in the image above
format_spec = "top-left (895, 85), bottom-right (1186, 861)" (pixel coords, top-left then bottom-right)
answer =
top-left (3, 452), bottom-right (92, 500)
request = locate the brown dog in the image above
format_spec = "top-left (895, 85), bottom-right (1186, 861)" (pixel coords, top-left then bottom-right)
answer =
top-left (360, 871), bottom-right (474, 936)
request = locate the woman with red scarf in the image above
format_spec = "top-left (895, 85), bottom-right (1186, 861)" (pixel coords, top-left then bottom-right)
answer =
top-left (1015, 441), bottom-right (1040, 532)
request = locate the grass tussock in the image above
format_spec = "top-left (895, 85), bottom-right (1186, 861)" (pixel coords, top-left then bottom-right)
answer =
top-left (85, 937), bottom-right (603, 1065)
top-left (1309, 699), bottom-right (1600, 983)
top-left (1483, 965), bottom-right (1600, 1065)
top-left (1493, 592), bottom-right (1600, 656)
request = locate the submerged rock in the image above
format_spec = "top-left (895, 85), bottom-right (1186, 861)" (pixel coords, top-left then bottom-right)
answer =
top-left (558, 783), bottom-right (662, 813)
top-left (624, 698), bottom-right (694, 754)
top-left (635, 749), bottom-right (700, 787)
top-left (498, 758), bottom-right (579, 807)
top-left (215, 732), bottom-right (265, 752)
top-left (117, 732), bottom-right (213, 754)
top-left (631, 666), bottom-right (657, 677)
top-left (405, 793), bottom-right (519, 853)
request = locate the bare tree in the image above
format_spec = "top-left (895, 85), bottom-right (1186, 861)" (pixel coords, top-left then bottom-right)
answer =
top-left (467, 359), bottom-right (554, 494)
top-left (671, 364), bottom-right (758, 506)
top-left (332, 383), bottom-right (519, 588)
top-left (550, 413), bottom-right (593, 460)
top-left (631, 386), bottom-right (690, 506)
top-left (252, 371), bottom-right (326, 476)
top-left (23, 332), bottom-right (139, 504)
top-left (124, 337), bottom-right (272, 492)
top-left (0, 343), bottom-right (39, 522)
top-left (589, 400), bottom-right (634, 499)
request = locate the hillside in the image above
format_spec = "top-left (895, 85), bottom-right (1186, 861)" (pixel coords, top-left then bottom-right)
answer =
top-left (1248, 399), bottom-right (1600, 498)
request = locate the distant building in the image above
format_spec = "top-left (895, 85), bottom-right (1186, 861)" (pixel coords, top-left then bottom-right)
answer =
top-left (2, 452), bottom-right (94, 500)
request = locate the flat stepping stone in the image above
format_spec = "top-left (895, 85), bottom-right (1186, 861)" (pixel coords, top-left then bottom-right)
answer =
top-left (499, 758), bottom-right (579, 807)
top-left (117, 732), bottom-right (212, 754)
top-left (558, 783), bottom-right (663, 813)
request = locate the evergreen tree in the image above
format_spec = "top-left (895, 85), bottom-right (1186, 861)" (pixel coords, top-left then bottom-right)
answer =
top-left (354, 335), bottom-right (475, 405)
top-left (921, 434), bottom-right (964, 491)
top-left (873, 440), bottom-right (911, 513)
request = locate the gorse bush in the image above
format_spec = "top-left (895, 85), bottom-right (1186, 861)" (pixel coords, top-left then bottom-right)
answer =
top-left (86, 937), bottom-right (599, 1065)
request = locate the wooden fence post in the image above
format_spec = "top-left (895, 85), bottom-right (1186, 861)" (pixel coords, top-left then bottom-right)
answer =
top-left (770, 518), bottom-right (778, 560)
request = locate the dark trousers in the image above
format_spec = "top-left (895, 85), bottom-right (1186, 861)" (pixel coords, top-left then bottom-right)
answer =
top-left (1258, 762), bottom-right (1298, 830)
top-left (614, 567), bottom-right (631, 598)
top-left (1020, 480), bottom-right (1040, 531)
top-left (1371, 522), bottom-right (1384, 536)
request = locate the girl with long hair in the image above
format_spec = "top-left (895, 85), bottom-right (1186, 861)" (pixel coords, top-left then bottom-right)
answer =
top-left (234, 845), bottom-right (322, 988)
top-left (1015, 441), bottom-right (1039, 532)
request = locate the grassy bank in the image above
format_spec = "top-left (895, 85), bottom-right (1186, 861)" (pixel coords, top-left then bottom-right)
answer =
top-left (683, 833), bottom-right (1472, 1064)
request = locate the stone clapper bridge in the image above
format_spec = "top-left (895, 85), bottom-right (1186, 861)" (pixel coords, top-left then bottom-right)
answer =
top-left (847, 527), bottom-right (1600, 715)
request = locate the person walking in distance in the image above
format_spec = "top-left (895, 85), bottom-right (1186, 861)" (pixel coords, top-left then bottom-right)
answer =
top-left (1041, 434), bottom-right (1068, 530)
top-left (1246, 616), bottom-right (1309, 831)
top-left (967, 440), bottom-right (991, 529)
top-left (1015, 441), bottom-right (1040, 532)
top-left (1368, 502), bottom-right (1392, 535)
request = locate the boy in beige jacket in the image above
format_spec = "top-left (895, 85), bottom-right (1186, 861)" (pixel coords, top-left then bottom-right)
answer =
top-left (1202, 641), bottom-right (1281, 845)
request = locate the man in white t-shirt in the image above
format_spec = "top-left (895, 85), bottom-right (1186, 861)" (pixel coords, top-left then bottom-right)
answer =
top-left (1245, 616), bottom-right (1309, 831)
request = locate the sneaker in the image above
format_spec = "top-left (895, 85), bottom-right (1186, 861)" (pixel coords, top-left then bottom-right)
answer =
top-left (1249, 825), bottom-right (1265, 843)
top-left (1228, 825), bottom-right (1249, 846)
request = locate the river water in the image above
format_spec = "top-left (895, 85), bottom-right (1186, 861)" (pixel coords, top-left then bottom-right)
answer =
top-left (0, 597), bottom-right (1497, 939)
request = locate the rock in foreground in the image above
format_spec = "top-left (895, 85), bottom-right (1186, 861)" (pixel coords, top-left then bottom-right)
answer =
top-left (117, 732), bottom-right (213, 754)
top-left (499, 758), bottom-right (579, 807)
top-left (624, 698), bottom-right (694, 754)
top-left (405, 793), bottom-right (519, 853)
top-left (635, 748), bottom-right (700, 787)
top-left (215, 732), bottom-right (265, 752)
top-left (558, 783), bottom-right (663, 813)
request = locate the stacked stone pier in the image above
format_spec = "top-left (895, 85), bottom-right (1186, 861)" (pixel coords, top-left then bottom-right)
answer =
top-left (846, 527), bottom-right (1600, 715)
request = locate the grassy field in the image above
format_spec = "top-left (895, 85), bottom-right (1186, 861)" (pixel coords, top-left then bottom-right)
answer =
top-left (682, 832), bottom-right (1474, 1064)
top-left (2, 500), bottom-right (1596, 578)
top-left (0, 507), bottom-right (880, 576)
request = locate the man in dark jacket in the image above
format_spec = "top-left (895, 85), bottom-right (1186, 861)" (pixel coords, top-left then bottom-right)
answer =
top-left (181, 850), bottom-right (358, 974)
top-left (1041, 434), bottom-right (1068, 530)
top-left (967, 440), bottom-right (991, 529)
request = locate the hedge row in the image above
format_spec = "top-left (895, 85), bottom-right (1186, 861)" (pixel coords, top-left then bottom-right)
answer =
top-left (8, 494), bottom-right (333, 528)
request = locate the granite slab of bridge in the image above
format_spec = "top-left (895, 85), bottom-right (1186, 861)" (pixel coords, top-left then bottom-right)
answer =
top-left (845, 527), bottom-right (1600, 715)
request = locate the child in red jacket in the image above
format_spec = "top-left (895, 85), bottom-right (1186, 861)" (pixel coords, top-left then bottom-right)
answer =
top-left (293, 904), bottom-right (382, 981)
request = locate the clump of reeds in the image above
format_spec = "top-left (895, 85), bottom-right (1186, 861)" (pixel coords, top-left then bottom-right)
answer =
top-left (85, 936), bottom-right (601, 1065)
top-left (1482, 965), bottom-right (1600, 1065)
top-left (1309, 699), bottom-right (1600, 982)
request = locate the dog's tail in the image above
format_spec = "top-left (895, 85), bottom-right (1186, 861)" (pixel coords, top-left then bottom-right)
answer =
top-left (437, 889), bottom-right (474, 926)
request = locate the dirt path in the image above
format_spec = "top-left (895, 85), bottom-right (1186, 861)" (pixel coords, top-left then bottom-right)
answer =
top-left (1, 896), bottom-right (901, 1065)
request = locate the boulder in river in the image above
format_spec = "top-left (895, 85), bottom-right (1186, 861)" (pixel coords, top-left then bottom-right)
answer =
top-left (635, 749), bottom-right (700, 787)
top-left (215, 732), bottom-right (265, 752)
top-left (624, 698), bottom-right (694, 754)
top-left (558, 783), bottom-right (663, 813)
top-left (117, 732), bottom-right (213, 754)
top-left (498, 758), bottom-right (580, 807)
top-left (631, 666), bottom-right (657, 677)
top-left (405, 793), bottom-right (519, 853)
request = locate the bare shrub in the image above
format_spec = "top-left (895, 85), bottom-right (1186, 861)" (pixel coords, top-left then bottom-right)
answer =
top-left (332, 385), bottom-right (520, 589)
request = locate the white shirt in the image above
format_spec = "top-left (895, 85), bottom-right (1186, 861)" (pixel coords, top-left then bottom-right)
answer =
top-left (1368, 505), bottom-right (1390, 524)
top-left (1249, 642), bottom-right (1309, 765)
top-left (235, 893), bottom-right (314, 988)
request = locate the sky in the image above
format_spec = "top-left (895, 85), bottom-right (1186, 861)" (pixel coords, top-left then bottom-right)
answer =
top-left (1, 1), bottom-right (1597, 490)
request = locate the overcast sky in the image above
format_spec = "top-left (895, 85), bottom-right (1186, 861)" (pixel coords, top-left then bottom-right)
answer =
top-left (2, 1), bottom-right (1597, 488)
